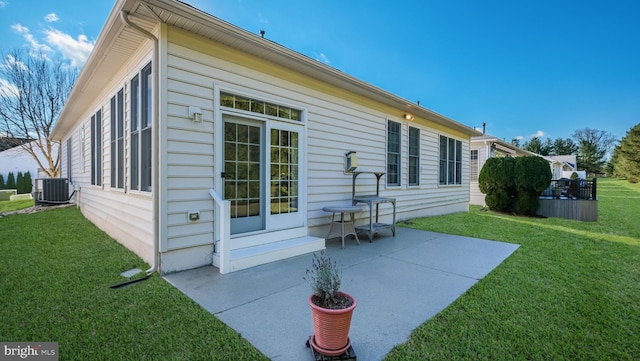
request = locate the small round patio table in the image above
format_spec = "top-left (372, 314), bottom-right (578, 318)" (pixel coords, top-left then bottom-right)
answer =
top-left (322, 205), bottom-right (361, 249)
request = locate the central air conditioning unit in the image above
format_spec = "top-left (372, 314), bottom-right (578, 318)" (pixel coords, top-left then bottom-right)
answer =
top-left (35, 178), bottom-right (70, 204)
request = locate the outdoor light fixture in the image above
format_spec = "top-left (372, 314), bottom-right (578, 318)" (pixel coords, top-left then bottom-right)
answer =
top-left (189, 106), bottom-right (202, 122)
top-left (404, 114), bottom-right (414, 121)
top-left (345, 150), bottom-right (358, 173)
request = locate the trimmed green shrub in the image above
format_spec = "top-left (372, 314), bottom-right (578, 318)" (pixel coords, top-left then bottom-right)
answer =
top-left (570, 171), bottom-right (579, 179)
top-left (514, 156), bottom-right (553, 216)
top-left (479, 157), bottom-right (516, 212)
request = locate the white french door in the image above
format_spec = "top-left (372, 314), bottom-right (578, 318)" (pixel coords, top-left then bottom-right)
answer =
top-left (222, 114), bottom-right (304, 235)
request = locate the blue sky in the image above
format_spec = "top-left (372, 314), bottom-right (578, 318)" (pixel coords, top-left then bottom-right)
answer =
top-left (1, 0), bottom-right (639, 144)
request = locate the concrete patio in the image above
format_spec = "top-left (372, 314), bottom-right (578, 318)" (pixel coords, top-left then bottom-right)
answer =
top-left (164, 227), bottom-right (519, 360)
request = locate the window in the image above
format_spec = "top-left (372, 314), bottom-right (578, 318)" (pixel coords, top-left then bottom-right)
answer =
top-left (387, 120), bottom-right (401, 186)
top-left (140, 63), bottom-right (152, 192)
top-left (91, 110), bottom-right (102, 186)
top-left (81, 125), bottom-right (86, 172)
top-left (470, 150), bottom-right (479, 180)
top-left (66, 137), bottom-right (72, 182)
top-left (130, 74), bottom-right (139, 191)
top-left (408, 126), bottom-right (420, 186)
top-left (270, 129), bottom-right (299, 214)
top-left (220, 92), bottom-right (302, 121)
top-left (439, 135), bottom-right (462, 185)
top-left (110, 89), bottom-right (124, 189)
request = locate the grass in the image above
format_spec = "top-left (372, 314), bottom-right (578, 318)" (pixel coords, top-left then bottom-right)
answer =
top-left (0, 198), bottom-right (34, 212)
top-left (385, 178), bottom-right (640, 361)
top-left (0, 207), bottom-right (268, 361)
top-left (1, 178), bottom-right (638, 360)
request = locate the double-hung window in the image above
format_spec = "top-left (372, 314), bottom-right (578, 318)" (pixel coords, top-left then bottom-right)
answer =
top-left (111, 89), bottom-right (124, 189)
top-left (387, 120), bottom-right (401, 186)
top-left (130, 62), bottom-right (152, 192)
top-left (470, 150), bottom-right (479, 180)
top-left (439, 135), bottom-right (462, 185)
top-left (66, 137), bottom-right (72, 182)
top-left (408, 127), bottom-right (420, 186)
top-left (91, 110), bottom-right (102, 186)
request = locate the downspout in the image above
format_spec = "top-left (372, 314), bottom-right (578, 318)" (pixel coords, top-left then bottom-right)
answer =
top-left (119, 10), bottom-right (160, 275)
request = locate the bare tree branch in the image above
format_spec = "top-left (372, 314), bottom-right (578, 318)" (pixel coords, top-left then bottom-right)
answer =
top-left (0, 49), bottom-right (78, 178)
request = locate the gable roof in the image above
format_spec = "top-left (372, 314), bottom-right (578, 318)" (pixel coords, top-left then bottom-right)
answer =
top-left (53, 0), bottom-right (480, 139)
top-left (471, 134), bottom-right (538, 157)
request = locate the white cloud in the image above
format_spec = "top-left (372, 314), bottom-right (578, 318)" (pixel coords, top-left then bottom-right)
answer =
top-left (0, 78), bottom-right (19, 98)
top-left (10, 22), bottom-right (94, 67)
top-left (316, 53), bottom-right (330, 65)
top-left (11, 24), bottom-right (53, 55)
top-left (0, 1), bottom-right (8, 9)
top-left (4, 54), bottom-right (29, 71)
top-left (515, 135), bottom-right (524, 140)
top-left (44, 29), bottom-right (94, 67)
top-left (531, 130), bottom-right (546, 138)
top-left (44, 13), bottom-right (59, 22)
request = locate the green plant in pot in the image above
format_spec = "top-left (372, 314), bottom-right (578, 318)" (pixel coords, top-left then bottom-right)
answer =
top-left (304, 251), bottom-right (357, 356)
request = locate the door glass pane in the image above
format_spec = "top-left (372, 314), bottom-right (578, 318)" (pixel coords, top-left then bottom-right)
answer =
top-left (270, 129), bottom-right (299, 215)
top-left (224, 122), bottom-right (261, 221)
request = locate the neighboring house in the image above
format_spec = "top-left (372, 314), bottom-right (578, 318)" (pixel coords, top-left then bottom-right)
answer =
top-left (51, 0), bottom-right (480, 274)
top-left (470, 135), bottom-right (578, 206)
top-left (0, 140), bottom-right (55, 181)
top-left (545, 155), bottom-right (581, 178)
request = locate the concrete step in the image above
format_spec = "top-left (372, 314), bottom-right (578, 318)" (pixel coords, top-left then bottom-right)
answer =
top-left (216, 235), bottom-right (325, 273)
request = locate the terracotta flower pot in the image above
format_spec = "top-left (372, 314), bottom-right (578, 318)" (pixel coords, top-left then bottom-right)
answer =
top-left (308, 292), bottom-right (357, 356)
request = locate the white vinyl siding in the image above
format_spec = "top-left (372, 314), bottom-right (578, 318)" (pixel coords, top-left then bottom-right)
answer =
top-left (61, 50), bottom-right (154, 265)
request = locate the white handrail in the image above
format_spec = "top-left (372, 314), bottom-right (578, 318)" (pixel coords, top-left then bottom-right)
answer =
top-left (209, 189), bottom-right (231, 274)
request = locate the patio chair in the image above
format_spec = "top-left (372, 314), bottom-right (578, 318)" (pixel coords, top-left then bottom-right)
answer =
top-left (567, 180), bottom-right (579, 199)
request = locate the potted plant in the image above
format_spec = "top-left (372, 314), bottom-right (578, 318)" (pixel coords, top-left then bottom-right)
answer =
top-left (304, 251), bottom-right (357, 356)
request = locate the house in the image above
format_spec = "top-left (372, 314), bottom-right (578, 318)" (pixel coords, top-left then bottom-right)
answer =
top-left (470, 135), bottom-right (579, 206)
top-left (0, 140), bottom-right (55, 181)
top-left (51, 0), bottom-right (481, 274)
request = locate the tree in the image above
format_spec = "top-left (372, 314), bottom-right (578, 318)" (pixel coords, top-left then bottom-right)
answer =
top-left (511, 138), bottom-right (521, 148)
top-left (6, 171), bottom-right (16, 189)
top-left (522, 137), bottom-right (552, 155)
top-left (23, 170), bottom-right (33, 193)
top-left (572, 128), bottom-right (617, 176)
top-left (611, 123), bottom-right (640, 183)
top-left (551, 138), bottom-right (578, 155)
top-left (16, 171), bottom-right (24, 194)
top-left (0, 50), bottom-right (78, 178)
top-left (0, 174), bottom-right (4, 189)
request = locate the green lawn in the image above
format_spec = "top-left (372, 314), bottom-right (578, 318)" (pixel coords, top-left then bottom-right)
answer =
top-left (0, 198), bottom-right (34, 212)
top-left (1, 178), bottom-right (638, 360)
top-left (386, 178), bottom-right (640, 361)
top-left (0, 207), bottom-right (268, 361)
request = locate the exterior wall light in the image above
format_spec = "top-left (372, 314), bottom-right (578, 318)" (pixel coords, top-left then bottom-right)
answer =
top-left (189, 106), bottom-right (202, 122)
top-left (404, 114), bottom-right (414, 121)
